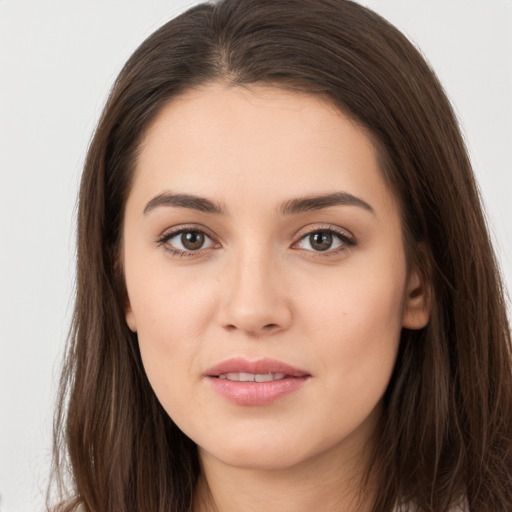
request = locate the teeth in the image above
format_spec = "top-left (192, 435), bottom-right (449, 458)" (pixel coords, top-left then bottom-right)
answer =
top-left (218, 372), bottom-right (287, 382)
top-left (255, 373), bottom-right (287, 382)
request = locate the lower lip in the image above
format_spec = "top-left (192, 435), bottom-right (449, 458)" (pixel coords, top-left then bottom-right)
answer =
top-left (206, 376), bottom-right (309, 405)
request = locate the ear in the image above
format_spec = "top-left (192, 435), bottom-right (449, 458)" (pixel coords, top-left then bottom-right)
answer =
top-left (402, 264), bottom-right (432, 330)
top-left (113, 251), bottom-right (138, 333)
top-left (125, 300), bottom-right (138, 332)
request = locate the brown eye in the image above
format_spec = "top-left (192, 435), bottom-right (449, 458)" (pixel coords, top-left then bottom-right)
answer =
top-left (159, 228), bottom-right (216, 254)
top-left (295, 228), bottom-right (355, 255)
top-left (181, 231), bottom-right (205, 250)
top-left (309, 231), bottom-right (333, 251)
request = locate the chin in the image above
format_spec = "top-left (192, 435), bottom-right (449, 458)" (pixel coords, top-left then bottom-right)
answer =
top-left (198, 431), bottom-right (325, 471)
top-left (208, 448), bottom-right (307, 471)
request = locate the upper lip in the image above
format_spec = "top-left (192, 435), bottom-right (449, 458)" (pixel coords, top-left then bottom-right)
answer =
top-left (205, 357), bottom-right (310, 377)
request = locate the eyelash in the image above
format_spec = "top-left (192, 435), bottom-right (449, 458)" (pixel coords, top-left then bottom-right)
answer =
top-left (156, 225), bottom-right (218, 258)
top-left (294, 225), bottom-right (357, 258)
top-left (156, 224), bottom-right (357, 259)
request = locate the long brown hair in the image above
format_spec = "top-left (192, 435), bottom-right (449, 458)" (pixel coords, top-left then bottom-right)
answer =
top-left (50, 1), bottom-right (512, 510)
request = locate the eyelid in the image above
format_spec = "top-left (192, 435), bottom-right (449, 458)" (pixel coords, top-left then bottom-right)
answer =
top-left (293, 223), bottom-right (355, 240)
top-left (292, 224), bottom-right (357, 254)
top-left (156, 223), bottom-right (356, 258)
top-left (156, 224), bottom-right (221, 256)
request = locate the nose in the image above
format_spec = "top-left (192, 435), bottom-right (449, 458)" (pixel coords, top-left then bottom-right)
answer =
top-left (217, 247), bottom-right (293, 337)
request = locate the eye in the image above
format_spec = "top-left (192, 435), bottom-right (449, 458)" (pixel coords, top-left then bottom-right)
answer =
top-left (295, 228), bottom-right (355, 254)
top-left (158, 228), bottom-right (217, 255)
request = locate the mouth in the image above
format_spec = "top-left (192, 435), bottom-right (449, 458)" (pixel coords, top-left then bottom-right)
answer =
top-left (204, 357), bottom-right (311, 406)
top-left (205, 357), bottom-right (310, 378)
top-left (217, 372), bottom-right (288, 382)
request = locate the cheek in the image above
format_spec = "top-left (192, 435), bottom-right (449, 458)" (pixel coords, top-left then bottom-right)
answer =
top-left (125, 242), bottom-right (220, 333)
top-left (124, 258), bottom-right (219, 398)
top-left (299, 255), bottom-right (406, 393)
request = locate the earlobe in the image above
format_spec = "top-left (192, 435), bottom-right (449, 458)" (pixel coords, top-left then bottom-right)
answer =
top-left (125, 303), bottom-right (137, 332)
top-left (114, 254), bottom-right (137, 332)
top-left (402, 266), bottom-right (432, 330)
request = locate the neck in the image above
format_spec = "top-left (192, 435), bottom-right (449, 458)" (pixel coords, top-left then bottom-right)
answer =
top-left (193, 434), bottom-right (378, 512)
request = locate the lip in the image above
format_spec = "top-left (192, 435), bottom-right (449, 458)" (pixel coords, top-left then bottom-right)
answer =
top-left (205, 357), bottom-right (310, 378)
top-left (204, 357), bottom-right (311, 406)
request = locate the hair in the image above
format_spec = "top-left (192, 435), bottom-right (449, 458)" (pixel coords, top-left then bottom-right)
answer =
top-left (49, 1), bottom-right (512, 511)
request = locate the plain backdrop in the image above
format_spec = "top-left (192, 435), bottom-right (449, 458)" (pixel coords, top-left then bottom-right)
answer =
top-left (0, 1), bottom-right (511, 511)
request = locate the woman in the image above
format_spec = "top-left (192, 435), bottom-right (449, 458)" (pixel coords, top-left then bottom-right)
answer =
top-left (50, 0), bottom-right (512, 510)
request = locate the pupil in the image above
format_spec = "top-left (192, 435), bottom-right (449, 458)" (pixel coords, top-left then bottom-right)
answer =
top-left (311, 232), bottom-right (332, 251)
top-left (182, 231), bottom-right (204, 250)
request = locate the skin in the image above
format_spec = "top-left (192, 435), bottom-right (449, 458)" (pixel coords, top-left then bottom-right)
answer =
top-left (122, 83), bottom-right (430, 512)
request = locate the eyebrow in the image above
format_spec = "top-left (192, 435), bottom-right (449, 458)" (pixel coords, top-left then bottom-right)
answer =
top-left (143, 192), bottom-right (227, 215)
top-left (143, 191), bottom-right (374, 216)
top-left (278, 192), bottom-right (374, 216)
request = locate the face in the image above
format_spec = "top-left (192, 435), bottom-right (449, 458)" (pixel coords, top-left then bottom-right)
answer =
top-left (122, 84), bottom-right (429, 472)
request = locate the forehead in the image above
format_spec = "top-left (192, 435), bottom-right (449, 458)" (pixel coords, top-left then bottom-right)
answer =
top-left (130, 83), bottom-right (397, 219)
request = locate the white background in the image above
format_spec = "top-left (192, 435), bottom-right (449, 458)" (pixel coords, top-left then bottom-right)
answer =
top-left (0, 1), bottom-right (511, 511)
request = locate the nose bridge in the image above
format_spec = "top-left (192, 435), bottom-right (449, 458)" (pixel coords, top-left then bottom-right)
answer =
top-left (219, 240), bottom-right (292, 335)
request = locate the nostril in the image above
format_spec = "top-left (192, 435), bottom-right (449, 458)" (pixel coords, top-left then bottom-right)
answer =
top-left (222, 323), bottom-right (280, 334)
